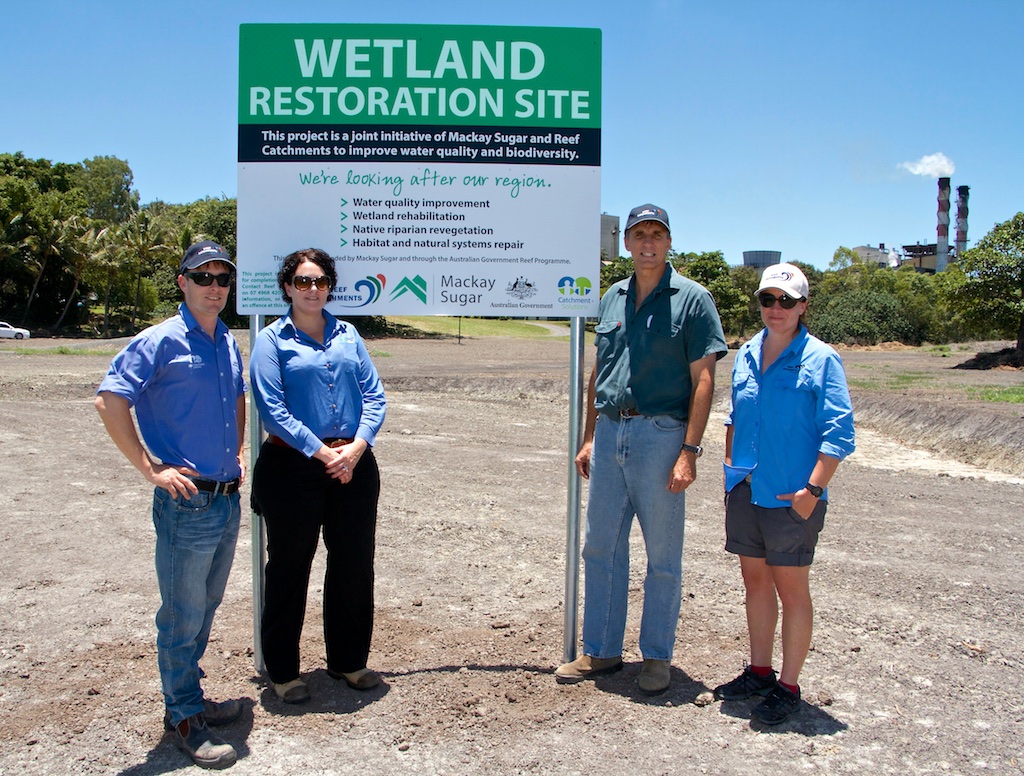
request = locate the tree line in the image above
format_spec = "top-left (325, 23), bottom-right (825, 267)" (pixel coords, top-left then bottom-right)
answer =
top-left (2, 151), bottom-right (1022, 350)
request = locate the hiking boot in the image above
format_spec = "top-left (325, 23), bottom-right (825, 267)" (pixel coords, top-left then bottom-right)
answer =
top-left (752, 683), bottom-right (801, 725)
top-left (554, 654), bottom-right (623, 684)
top-left (637, 659), bottom-right (671, 695)
top-left (164, 699), bottom-right (242, 731)
top-left (713, 666), bottom-right (777, 701)
top-left (273, 678), bottom-right (310, 704)
top-left (174, 714), bottom-right (237, 769)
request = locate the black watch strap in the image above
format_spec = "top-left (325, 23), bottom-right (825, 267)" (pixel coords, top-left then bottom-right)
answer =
top-left (681, 443), bottom-right (703, 458)
top-left (806, 483), bottom-right (824, 498)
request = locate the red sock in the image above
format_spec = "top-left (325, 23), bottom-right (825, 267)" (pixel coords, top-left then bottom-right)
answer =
top-left (750, 665), bottom-right (773, 677)
top-left (779, 680), bottom-right (799, 694)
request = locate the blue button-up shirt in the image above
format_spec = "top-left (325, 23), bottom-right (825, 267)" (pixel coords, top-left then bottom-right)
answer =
top-left (725, 326), bottom-right (855, 506)
top-left (97, 304), bottom-right (246, 480)
top-left (250, 311), bottom-right (386, 458)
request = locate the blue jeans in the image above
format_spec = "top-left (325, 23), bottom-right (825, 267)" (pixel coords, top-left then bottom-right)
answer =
top-left (582, 414), bottom-right (687, 661)
top-left (152, 488), bottom-right (240, 727)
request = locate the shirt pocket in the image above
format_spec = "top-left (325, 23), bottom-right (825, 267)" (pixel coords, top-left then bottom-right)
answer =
top-left (594, 320), bottom-right (623, 363)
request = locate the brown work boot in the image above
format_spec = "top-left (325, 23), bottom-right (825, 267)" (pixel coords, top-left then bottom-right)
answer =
top-left (174, 714), bottom-right (237, 769)
top-left (554, 654), bottom-right (623, 684)
top-left (638, 659), bottom-right (671, 695)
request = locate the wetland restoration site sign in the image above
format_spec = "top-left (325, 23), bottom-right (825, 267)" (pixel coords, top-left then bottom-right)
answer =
top-left (237, 23), bottom-right (601, 316)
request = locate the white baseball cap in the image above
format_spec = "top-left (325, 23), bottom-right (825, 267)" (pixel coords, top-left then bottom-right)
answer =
top-left (756, 263), bottom-right (808, 299)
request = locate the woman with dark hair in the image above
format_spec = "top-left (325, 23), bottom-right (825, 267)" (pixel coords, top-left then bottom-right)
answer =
top-left (250, 248), bottom-right (386, 704)
top-left (714, 263), bottom-right (854, 725)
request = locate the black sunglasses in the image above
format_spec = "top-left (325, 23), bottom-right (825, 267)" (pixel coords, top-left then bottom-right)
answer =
top-left (185, 271), bottom-right (233, 287)
top-left (758, 292), bottom-right (803, 310)
top-left (291, 275), bottom-right (331, 291)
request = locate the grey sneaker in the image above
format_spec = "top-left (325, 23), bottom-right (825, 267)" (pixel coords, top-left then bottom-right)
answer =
top-left (713, 666), bottom-right (777, 701)
top-left (752, 683), bottom-right (801, 725)
top-left (164, 699), bottom-right (242, 731)
top-left (174, 714), bottom-right (237, 769)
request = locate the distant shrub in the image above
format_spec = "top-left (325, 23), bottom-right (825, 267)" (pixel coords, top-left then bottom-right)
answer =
top-left (812, 290), bottom-right (918, 346)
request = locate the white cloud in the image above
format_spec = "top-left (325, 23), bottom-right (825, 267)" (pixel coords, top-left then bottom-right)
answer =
top-left (898, 152), bottom-right (956, 177)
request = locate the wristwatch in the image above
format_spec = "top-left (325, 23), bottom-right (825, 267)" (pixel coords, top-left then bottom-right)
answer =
top-left (681, 443), bottom-right (704, 458)
top-left (805, 483), bottom-right (824, 498)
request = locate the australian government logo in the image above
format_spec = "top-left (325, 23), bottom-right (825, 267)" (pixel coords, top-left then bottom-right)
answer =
top-left (491, 275), bottom-right (553, 311)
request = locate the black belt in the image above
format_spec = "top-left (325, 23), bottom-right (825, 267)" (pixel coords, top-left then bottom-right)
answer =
top-left (618, 408), bottom-right (643, 418)
top-left (191, 478), bottom-right (240, 496)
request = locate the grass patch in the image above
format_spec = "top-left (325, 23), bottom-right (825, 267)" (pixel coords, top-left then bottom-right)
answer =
top-left (847, 368), bottom-right (934, 391)
top-left (11, 346), bottom-right (122, 356)
top-left (389, 316), bottom-right (569, 338)
top-left (969, 385), bottom-right (1024, 403)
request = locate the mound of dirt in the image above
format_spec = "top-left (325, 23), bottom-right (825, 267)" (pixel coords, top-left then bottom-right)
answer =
top-left (954, 346), bottom-right (1024, 370)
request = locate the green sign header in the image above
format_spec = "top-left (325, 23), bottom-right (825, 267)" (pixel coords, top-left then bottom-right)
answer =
top-left (239, 24), bottom-right (601, 128)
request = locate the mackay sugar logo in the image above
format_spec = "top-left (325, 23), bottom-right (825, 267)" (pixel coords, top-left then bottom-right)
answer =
top-left (506, 276), bottom-right (538, 300)
top-left (337, 274), bottom-right (386, 308)
top-left (390, 275), bottom-right (428, 305)
top-left (557, 276), bottom-right (593, 297)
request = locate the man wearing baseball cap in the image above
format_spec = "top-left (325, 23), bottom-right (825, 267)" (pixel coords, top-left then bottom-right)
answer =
top-left (95, 240), bottom-right (246, 768)
top-left (556, 204), bottom-right (727, 694)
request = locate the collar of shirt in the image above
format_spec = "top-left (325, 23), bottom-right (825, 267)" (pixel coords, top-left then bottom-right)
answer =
top-left (278, 309), bottom-right (346, 347)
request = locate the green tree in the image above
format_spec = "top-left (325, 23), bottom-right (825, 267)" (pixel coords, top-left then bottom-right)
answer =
top-left (20, 192), bottom-right (87, 325)
top-left (674, 250), bottom-right (746, 335)
top-left (729, 265), bottom-right (762, 337)
top-left (76, 156), bottom-right (139, 225)
top-left (946, 212), bottom-right (1024, 351)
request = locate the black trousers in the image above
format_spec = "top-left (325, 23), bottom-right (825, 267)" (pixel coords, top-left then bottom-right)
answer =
top-left (251, 440), bottom-right (380, 684)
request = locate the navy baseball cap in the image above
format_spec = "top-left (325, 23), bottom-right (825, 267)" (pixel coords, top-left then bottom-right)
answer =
top-left (180, 241), bottom-right (236, 274)
top-left (625, 204), bottom-right (670, 233)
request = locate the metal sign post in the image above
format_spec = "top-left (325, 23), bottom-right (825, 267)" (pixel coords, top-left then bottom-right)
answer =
top-left (563, 317), bottom-right (586, 662)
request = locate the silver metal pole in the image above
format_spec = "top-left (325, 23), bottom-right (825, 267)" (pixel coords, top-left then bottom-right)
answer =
top-left (249, 314), bottom-right (266, 674)
top-left (563, 317), bottom-right (586, 663)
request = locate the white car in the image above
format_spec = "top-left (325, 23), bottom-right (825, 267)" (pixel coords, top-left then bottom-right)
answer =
top-left (0, 321), bottom-right (30, 339)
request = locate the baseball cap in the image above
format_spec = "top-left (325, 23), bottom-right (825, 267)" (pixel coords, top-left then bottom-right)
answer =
top-left (625, 204), bottom-right (670, 233)
top-left (756, 263), bottom-right (809, 300)
top-left (180, 240), bottom-right (236, 274)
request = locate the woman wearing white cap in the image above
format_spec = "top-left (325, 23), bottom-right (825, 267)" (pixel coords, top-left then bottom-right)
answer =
top-left (713, 263), bottom-right (855, 725)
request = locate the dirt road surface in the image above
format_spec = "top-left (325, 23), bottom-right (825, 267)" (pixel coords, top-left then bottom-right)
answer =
top-left (0, 332), bottom-right (1021, 774)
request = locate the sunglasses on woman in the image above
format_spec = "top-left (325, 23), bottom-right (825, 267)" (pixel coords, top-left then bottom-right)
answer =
top-left (758, 292), bottom-right (803, 310)
top-left (291, 275), bottom-right (332, 291)
top-left (185, 271), bottom-right (234, 287)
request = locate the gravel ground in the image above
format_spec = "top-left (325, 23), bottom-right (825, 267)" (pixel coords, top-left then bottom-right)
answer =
top-left (0, 331), bottom-right (1021, 774)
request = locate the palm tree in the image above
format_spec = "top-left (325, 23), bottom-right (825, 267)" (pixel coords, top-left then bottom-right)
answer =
top-left (21, 194), bottom-right (84, 326)
top-left (118, 209), bottom-right (176, 328)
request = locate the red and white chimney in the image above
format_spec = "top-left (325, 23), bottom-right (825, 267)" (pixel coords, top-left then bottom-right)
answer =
top-left (936, 177), bottom-right (951, 272)
top-left (955, 185), bottom-right (970, 258)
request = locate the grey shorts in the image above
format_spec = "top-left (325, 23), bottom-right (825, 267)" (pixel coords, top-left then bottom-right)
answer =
top-left (725, 480), bottom-right (827, 567)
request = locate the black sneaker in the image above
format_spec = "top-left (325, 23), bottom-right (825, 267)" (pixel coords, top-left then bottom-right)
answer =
top-left (752, 683), bottom-right (801, 725)
top-left (713, 666), bottom-right (777, 701)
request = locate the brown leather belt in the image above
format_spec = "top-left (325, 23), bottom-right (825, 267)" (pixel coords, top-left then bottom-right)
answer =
top-left (618, 408), bottom-right (643, 418)
top-left (266, 435), bottom-right (354, 449)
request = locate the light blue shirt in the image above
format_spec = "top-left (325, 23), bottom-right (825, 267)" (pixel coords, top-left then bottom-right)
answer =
top-left (97, 303), bottom-right (246, 480)
top-left (725, 326), bottom-right (855, 507)
top-left (250, 311), bottom-right (386, 458)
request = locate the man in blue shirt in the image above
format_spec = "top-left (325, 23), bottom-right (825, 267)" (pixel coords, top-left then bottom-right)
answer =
top-left (556, 204), bottom-right (727, 695)
top-left (95, 241), bottom-right (246, 769)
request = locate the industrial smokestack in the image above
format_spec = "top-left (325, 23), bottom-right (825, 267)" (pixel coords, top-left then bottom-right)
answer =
top-left (955, 185), bottom-right (970, 258)
top-left (936, 177), bottom-right (951, 272)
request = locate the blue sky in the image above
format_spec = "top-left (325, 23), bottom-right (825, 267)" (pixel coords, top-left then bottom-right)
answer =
top-left (2, 0), bottom-right (1020, 268)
